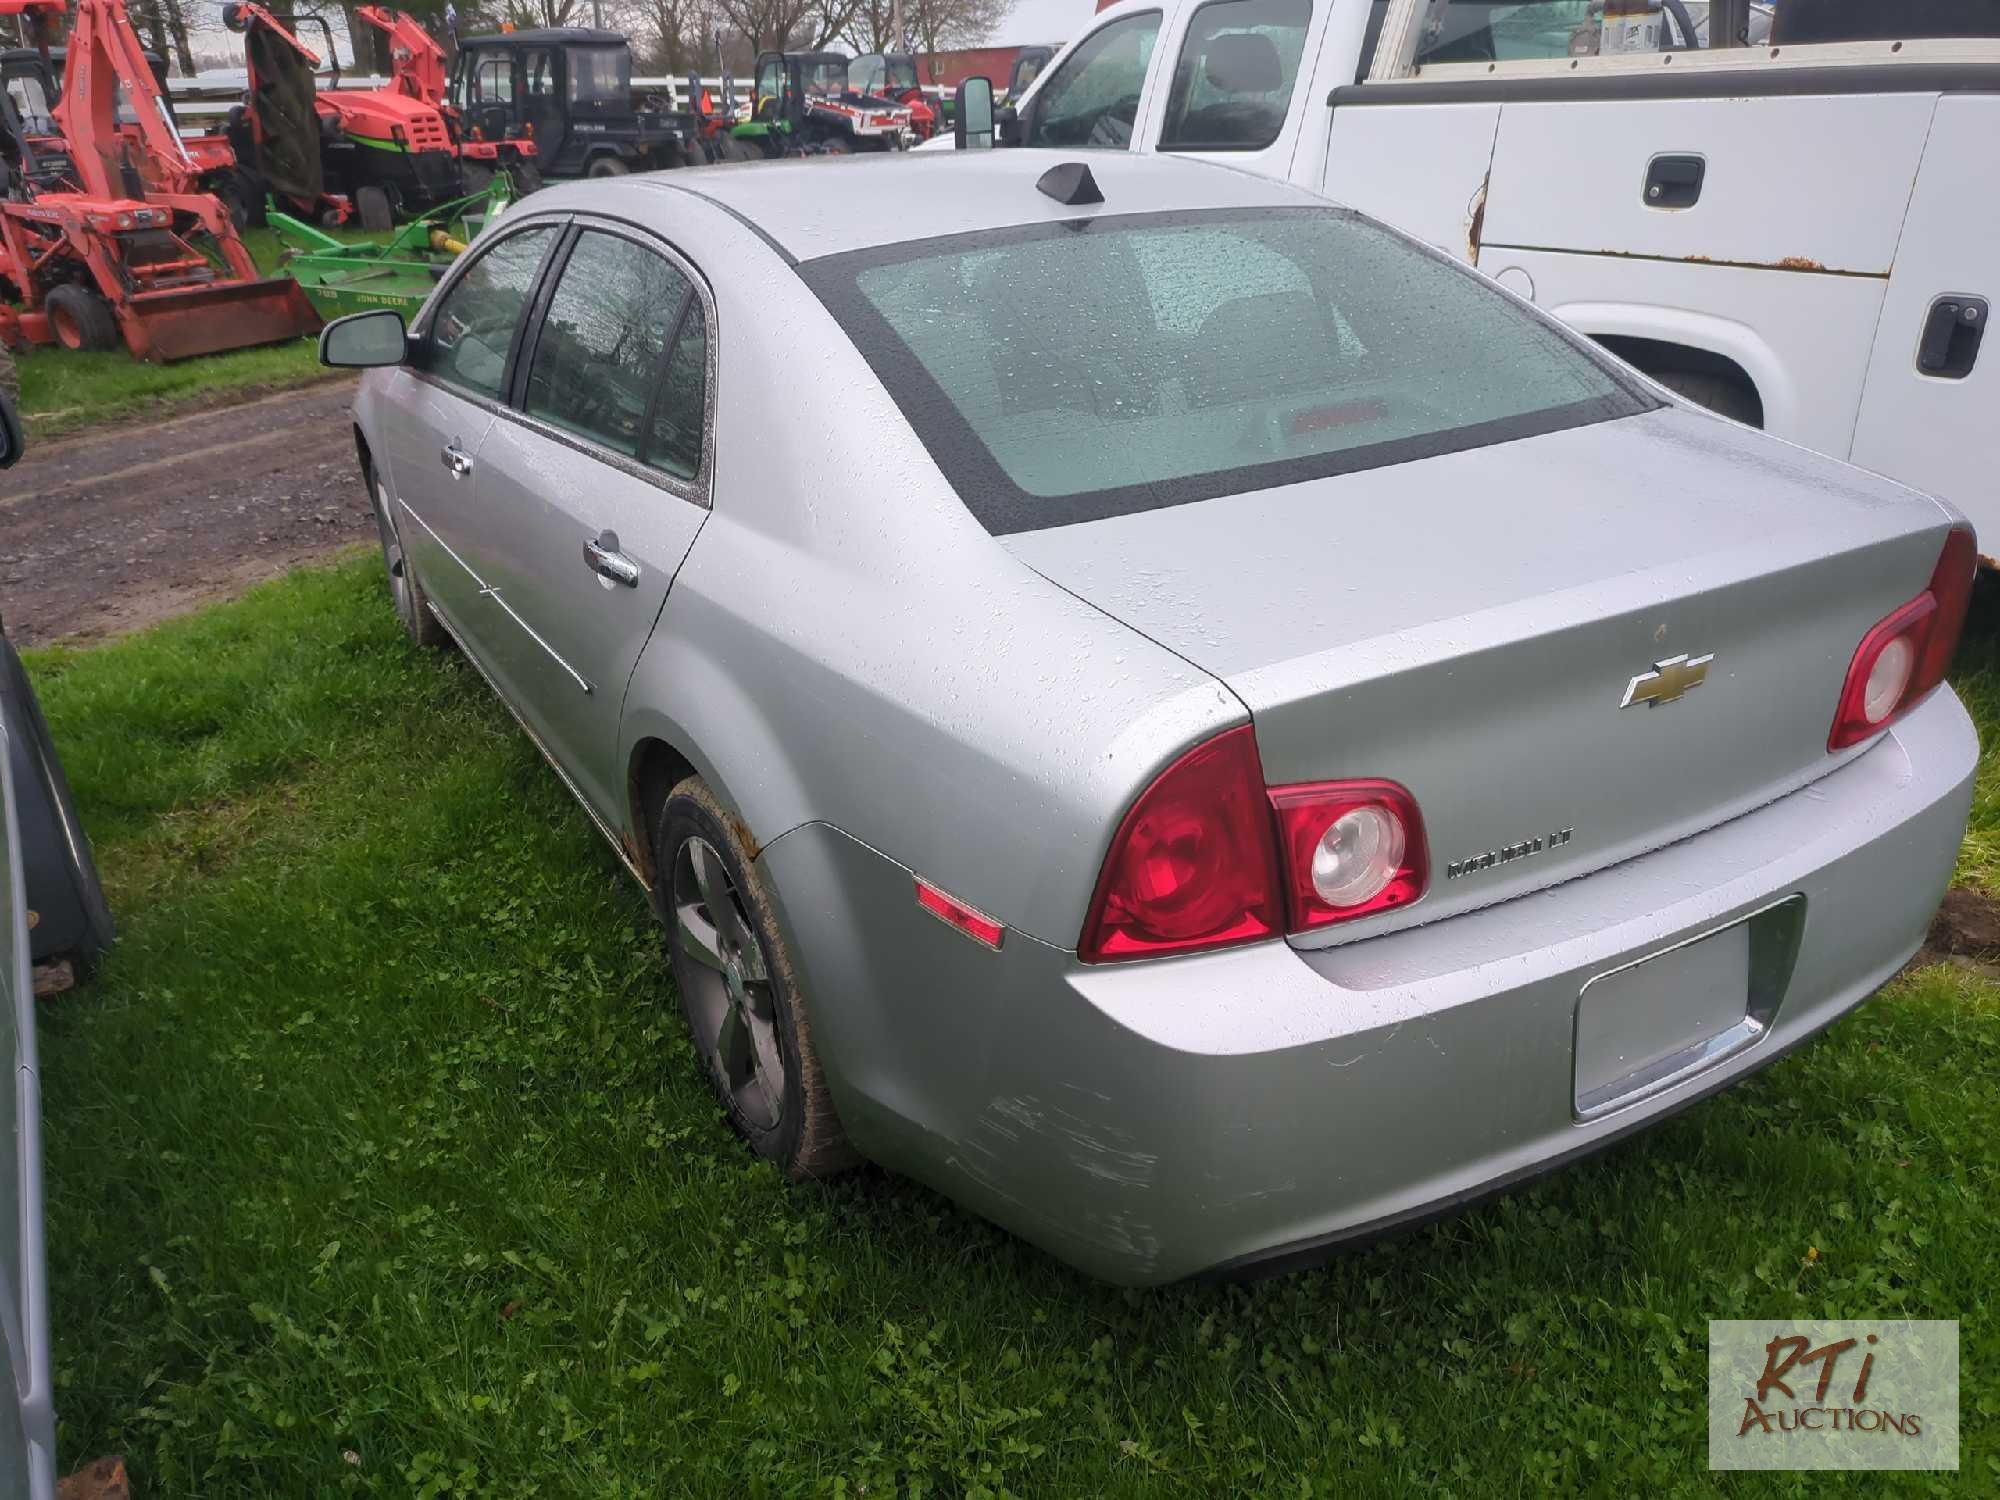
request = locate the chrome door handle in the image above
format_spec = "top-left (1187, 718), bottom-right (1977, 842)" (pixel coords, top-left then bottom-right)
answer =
top-left (440, 442), bottom-right (474, 479)
top-left (584, 531), bottom-right (640, 587)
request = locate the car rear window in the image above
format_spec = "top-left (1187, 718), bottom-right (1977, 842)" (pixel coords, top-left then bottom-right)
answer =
top-left (801, 206), bottom-right (1653, 534)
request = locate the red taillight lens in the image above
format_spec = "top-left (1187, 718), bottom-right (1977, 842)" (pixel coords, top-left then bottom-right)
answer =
top-left (1829, 526), bottom-right (1976, 751)
top-left (1268, 780), bottom-right (1429, 931)
top-left (1079, 729), bottom-right (1432, 962)
top-left (1078, 725), bottom-right (1283, 963)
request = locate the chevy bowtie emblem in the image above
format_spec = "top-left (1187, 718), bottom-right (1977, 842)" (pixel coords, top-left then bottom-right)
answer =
top-left (1621, 652), bottom-right (1714, 708)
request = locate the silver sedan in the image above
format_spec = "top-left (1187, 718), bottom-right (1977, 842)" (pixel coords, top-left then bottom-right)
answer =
top-left (320, 150), bottom-right (1977, 1285)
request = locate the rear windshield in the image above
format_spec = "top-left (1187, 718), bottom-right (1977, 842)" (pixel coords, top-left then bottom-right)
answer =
top-left (801, 207), bottom-right (1651, 534)
top-left (568, 45), bottom-right (630, 105)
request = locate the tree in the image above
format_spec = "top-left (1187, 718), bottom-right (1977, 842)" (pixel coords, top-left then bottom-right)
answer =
top-left (845, 0), bottom-right (1010, 54)
top-left (128, 0), bottom-right (196, 74)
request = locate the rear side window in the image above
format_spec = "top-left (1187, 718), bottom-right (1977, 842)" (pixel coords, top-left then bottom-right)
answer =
top-left (424, 224), bottom-right (557, 400)
top-left (1026, 12), bottom-right (1161, 150)
top-left (646, 302), bottom-right (707, 480)
top-left (803, 208), bottom-right (1650, 534)
top-left (524, 230), bottom-right (700, 468)
top-left (1160, 0), bottom-right (1313, 151)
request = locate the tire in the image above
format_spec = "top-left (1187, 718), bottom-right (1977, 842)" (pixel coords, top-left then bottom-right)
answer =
top-left (43, 284), bottom-right (119, 353)
top-left (654, 776), bottom-right (854, 1180)
top-left (716, 133), bottom-right (755, 164)
top-left (1, 634), bottom-right (115, 976)
top-left (355, 184), bottom-right (395, 232)
top-left (586, 155), bottom-right (631, 178)
top-left (460, 160), bottom-right (494, 195)
top-left (1648, 368), bottom-right (1763, 427)
top-left (0, 339), bottom-right (16, 403)
top-left (367, 463), bottom-right (449, 650)
top-left (210, 168), bottom-right (252, 229)
top-left (509, 158), bottom-right (544, 195)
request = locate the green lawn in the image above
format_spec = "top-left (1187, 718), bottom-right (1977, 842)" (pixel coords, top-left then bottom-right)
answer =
top-left (24, 558), bottom-right (1999, 1497)
top-left (11, 225), bottom-right (382, 438)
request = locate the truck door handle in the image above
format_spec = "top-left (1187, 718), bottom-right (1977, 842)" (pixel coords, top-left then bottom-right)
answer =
top-left (1643, 154), bottom-right (1704, 209)
top-left (1917, 295), bottom-right (1986, 379)
top-left (440, 441), bottom-right (474, 479)
top-left (584, 531), bottom-right (640, 587)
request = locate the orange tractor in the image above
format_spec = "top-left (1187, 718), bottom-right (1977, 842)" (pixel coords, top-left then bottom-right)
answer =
top-left (0, 0), bottom-right (320, 359)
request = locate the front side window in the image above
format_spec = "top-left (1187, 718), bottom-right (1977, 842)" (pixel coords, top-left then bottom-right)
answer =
top-left (525, 230), bottom-right (703, 472)
top-left (567, 46), bottom-right (630, 105)
top-left (473, 56), bottom-right (514, 105)
top-left (755, 57), bottom-right (786, 116)
top-left (804, 208), bottom-right (1648, 534)
top-left (1025, 12), bottom-right (1161, 150)
top-left (523, 49), bottom-right (557, 96)
top-left (1160, 0), bottom-right (1312, 152)
top-left (424, 224), bottom-right (557, 400)
top-left (803, 56), bottom-right (849, 97)
top-left (4, 72), bottom-right (54, 135)
top-left (884, 56), bottom-right (919, 91)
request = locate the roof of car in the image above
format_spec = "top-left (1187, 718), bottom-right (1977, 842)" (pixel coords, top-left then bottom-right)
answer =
top-left (462, 28), bottom-right (625, 47)
top-left (624, 149), bottom-right (1320, 264)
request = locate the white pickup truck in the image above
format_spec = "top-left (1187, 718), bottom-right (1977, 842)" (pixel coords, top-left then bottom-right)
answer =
top-left (961, 0), bottom-right (1997, 547)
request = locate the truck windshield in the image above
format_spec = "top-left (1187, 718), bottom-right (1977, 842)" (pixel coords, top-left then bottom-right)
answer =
top-left (804, 57), bottom-right (850, 96)
top-left (804, 207), bottom-right (1650, 534)
top-left (567, 46), bottom-right (630, 105)
top-left (884, 56), bottom-right (919, 90)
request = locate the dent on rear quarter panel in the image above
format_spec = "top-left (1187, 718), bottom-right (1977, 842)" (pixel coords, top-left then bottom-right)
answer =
top-left (617, 206), bottom-right (1243, 946)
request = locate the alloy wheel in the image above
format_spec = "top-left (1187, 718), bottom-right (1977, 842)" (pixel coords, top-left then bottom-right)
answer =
top-left (673, 834), bottom-right (787, 1131)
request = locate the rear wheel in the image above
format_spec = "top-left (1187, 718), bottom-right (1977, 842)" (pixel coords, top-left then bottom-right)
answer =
top-left (655, 776), bottom-right (854, 1180)
top-left (367, 463), bottom-right (448, 650)
top-left (586, 155), bottom-right (631, 178)
top-left (44, 285), bottom-right (119, 353)
top-left (354, 184), bottom-right (395, 232)
top-left (510, 158), bottom-right (544, 194)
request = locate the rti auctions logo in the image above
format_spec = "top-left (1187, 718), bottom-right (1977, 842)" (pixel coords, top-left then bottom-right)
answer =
top-left (1734, 1330), bottom-right (1919, 1439)
top-left (1708, 1320), bottom-right (1958, 1472)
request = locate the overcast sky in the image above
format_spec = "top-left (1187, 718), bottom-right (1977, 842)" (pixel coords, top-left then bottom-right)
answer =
top-left (992, 0), bottom-right (1097, 47)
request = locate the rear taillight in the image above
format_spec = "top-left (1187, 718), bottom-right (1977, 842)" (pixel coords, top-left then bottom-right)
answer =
top-left (1829, 526), bottom-right (1976, 751)
top-left (1268, 780), bottom-right (1428, 932)
top-left (1079, 728), bottom-right (1429, 962)
top-left (1078, 727), bottom-right (1283, 963)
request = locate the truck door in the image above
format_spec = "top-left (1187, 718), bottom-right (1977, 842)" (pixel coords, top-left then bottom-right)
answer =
top-left (522, 48), bottom-right (567, 171)
top-left (1847, 95), bottom-right (1998, 542)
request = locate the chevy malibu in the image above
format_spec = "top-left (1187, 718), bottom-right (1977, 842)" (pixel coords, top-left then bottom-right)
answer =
top-left (318, 150), bottom-right (1977, 1284)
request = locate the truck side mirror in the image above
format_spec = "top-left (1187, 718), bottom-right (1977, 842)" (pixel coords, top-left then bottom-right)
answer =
top-left (953, 77), bottom-right (995, 150)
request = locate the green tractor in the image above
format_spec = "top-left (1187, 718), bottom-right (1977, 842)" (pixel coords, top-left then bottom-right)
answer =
top-left (730, 51), bottom-right (912, 158)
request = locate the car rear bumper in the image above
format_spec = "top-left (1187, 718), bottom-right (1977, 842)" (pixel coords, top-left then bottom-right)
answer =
top-left (761, 687), bottom-right (1976, 1286)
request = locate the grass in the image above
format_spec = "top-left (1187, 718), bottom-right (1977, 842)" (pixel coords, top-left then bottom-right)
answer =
top-left (24, 557), bottom-right (2000, 1497)
top-left (12, 225), bottom-right (385, 438)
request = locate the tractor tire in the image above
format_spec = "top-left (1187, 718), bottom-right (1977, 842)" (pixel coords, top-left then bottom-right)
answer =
top-left (0, 340), bottom-right (17, 403)
top-left (44, 285), bottom-right (119, 353)
top-left (355, 184), bottom-right (395, 233)
top-left (461, 161), bottom-right (494, 195)
top-left (509, 158), bottom-right (544, 195)
top-left (587, 155), bottom-right (631, 178)
top-left (716, 133), bottom-right (756, 164)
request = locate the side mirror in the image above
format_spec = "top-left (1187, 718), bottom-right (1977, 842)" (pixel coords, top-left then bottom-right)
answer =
top-left (953, 76), bottom-right (995, 150)
top-left (0, 388), bottom-right (21, 470)
top-left (319, 308), bottom-right (408, 368)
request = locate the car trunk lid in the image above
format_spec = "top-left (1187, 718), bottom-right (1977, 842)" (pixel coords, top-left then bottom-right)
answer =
top-left (1002, 409), bottom-right (1953, 944)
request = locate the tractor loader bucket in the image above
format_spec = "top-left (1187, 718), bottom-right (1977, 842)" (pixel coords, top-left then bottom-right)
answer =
top-left (115, 275), bottom-right (322, 361)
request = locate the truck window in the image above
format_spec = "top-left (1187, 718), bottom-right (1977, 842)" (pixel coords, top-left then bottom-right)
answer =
top-left (568, 46), bottom-right (630, 106)
top-left (1417, 2), bottom-right (1602, 65)
top-left (1026, 11), bottom-right (1162, 150)
top-left (1764, 0), bottom-right (2000, 44)
top-left (1160, 0), bottom-right (1312, 152)
top-left (472, 56), bottom-right (515, 105)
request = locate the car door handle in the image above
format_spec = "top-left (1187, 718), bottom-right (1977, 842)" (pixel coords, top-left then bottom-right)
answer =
top-left (440, 442), bottom-right (474, 479)
top-left (584, 531), bottom-right (640, 587)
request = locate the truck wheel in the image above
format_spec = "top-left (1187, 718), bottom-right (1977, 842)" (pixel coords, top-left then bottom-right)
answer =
top-left (587, 156), bottom-right (631, 178)
top-left (355, 184), bottom-right (395, 232)
top-left (1652, 369), bottom-right (1763, 427)
top-left (44, 285), bottom-right (119, 353)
